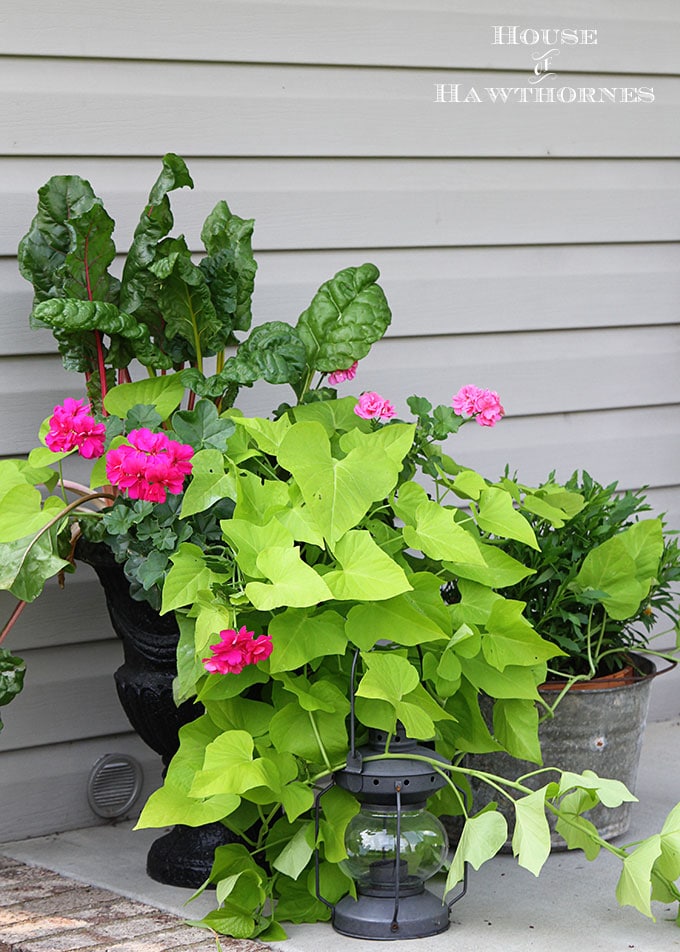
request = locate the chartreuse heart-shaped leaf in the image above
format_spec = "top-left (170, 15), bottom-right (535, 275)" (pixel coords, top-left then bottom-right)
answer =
top-left (272, 821), bottom-right (316, 880)
top-left (446, 811), bottom-right (508, 894)
top-left (356, 652), bottom-right (420, 702)
top-left (474, 487), bottom-right (539, 549)
top-left (323, 530), bottom-right (411, 602)
top-left (445, 542), bottom-right (535, 589)
top-left (291, 396), bottom-right (370, 435)
top-left (268, 609), bottom-right (347, 674)
top-left (557, 770), bottom-right (637, 807)
top-left (232, 414), bottom-right (292, 455)
top-left (180, 449), bottom-right (238, 519)
top-left (402, 499), bottom-right (486, 566)
top-left (512, 787), bottom-right (551, 876)
top-left (246, 546), bottom-right (334, 610)
top-left (277, 421), bottom-right (414, 544)
top-left (221, 517), bottom-right (293, 578)
top-left (482, 600), bottom-right (564, 671)
top-left (345, 573), bottom-right (451, 651)
top-left (269, 696), bottom-right (348, 768)
top-left (616, 835), bottom-right (663, 920)
top-left (572, 519), bottom-right (663, 620)
top-left (161, 542), bottom-right (227, 614)
top-left (189, 729), bottom-right (294, 800)
top-left (493, 698), bottom-right (541, 763)
top-left (0, 486), bottom-right (66, 544)
top-left (104, 375), bottom-right (185, 420)
top-left (135, 715), bottom-right (240, 829)
top-left (232, 470), bottom-right (290, 524)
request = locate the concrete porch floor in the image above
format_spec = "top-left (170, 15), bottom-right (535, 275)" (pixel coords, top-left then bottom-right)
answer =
top-left (2, 719), bottom-right (680, 952)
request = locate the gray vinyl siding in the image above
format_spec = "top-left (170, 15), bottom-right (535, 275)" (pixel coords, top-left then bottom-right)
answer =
top-left (0, 1), bottom-right (678, 837)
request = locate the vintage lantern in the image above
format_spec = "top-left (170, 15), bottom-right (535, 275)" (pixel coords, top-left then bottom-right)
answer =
top-left (314, 662), bottom-right (467, 940)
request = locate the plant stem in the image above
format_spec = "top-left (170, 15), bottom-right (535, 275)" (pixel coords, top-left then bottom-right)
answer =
top-left (0, 600), bottom-right (28, 647)
top-left (307, 711), bottom-right (332, 773)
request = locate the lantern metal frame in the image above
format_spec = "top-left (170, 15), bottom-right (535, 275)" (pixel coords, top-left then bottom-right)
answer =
top-left (314, 648), bottom-right (468, 940)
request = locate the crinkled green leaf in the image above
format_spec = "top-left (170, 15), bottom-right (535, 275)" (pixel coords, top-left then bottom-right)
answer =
top-left (219, 322), bottom-right (308, 386)
top-left (200, 198), bottom-right (257, 337)
top-left (119, 153), bottom-right (194, 317)
top-left (296, 263), bottom-right (392, 372)
top-left (19, 174), bottom-right (105, 306)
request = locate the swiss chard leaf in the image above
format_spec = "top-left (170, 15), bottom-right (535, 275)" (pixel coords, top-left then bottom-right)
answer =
top-left (296, 263), bottom-right (391, 374)
top-left (199, 199), bottom-right (257, 341)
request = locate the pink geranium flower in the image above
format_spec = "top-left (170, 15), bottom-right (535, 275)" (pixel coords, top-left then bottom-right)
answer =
top-left (328, 361), bottom-right (358, 386)
top-left (451, 385), bottom-right (505, 428)
top-left (354, 391), bottom-right (396, 421)
top-left (105, 428), bottom-right (194, 503)
top-left (474, 389), bottom-right (505, 427)
top-left (202, 626), bottom-right (273, 675)
top-left (452, 385), bottom-right (482, 419)
top-left (45, 398), bottom-right (106, 459)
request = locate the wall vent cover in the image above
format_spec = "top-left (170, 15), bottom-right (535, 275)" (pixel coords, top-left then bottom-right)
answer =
top-left (87, 754), bottom-right (143, 818)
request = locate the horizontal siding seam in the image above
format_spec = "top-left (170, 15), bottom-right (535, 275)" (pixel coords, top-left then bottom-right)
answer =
top-left (0, 52), bottom-right (677, 80)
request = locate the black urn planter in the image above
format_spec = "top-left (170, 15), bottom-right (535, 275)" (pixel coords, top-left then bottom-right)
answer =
top-left (76, 537), bottom-right (236, 888)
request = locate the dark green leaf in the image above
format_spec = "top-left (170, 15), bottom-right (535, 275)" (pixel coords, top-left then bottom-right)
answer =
top-left (296, 263), bottom-right (392, 372)
top-left (218, 322), bottom-right (308, 387)
top-left (171, 400), bottom-right (235, 451)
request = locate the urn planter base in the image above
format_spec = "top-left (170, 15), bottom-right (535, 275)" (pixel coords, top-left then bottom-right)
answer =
top-left (77, 539), bottom-right (234, 886)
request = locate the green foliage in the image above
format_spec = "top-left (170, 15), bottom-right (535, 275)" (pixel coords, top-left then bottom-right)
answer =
top-left (0, 649), bottom-right (26, 732)
top-left (5, 154), bottom-right (680, 940)
top-left (497, 471), bottom-right (680, 677)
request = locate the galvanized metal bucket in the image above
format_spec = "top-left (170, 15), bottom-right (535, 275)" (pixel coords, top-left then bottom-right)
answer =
top-left (461, 654), bottom-right (658, 849)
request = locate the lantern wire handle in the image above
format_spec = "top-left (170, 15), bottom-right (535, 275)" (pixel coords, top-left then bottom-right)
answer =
top-left (391, 780), bottom-right (402, 932)
top-left (313, 780), bottom-right (335, 911)
top-left (446, 862), bottom-right (469, 910)
top-left (346, 648), bottom-right (362, 773)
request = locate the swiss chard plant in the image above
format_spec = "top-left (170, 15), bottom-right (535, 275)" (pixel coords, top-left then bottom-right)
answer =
top-left (0, 154), bottom-right (394, 664)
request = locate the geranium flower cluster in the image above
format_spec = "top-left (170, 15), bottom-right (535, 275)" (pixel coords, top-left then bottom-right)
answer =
top-left (452, 385), bottom-right (505, 427)
top-left (45, 398), bottom-right (106, 459)
top-left (202, 626), bottom-right (274, 675)
top-left (354, 391), bottom-right (396, 421)
top-left (105, 428), bottom-right (194, 503)
top-left (327, 360), bottom-right (358, 386)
